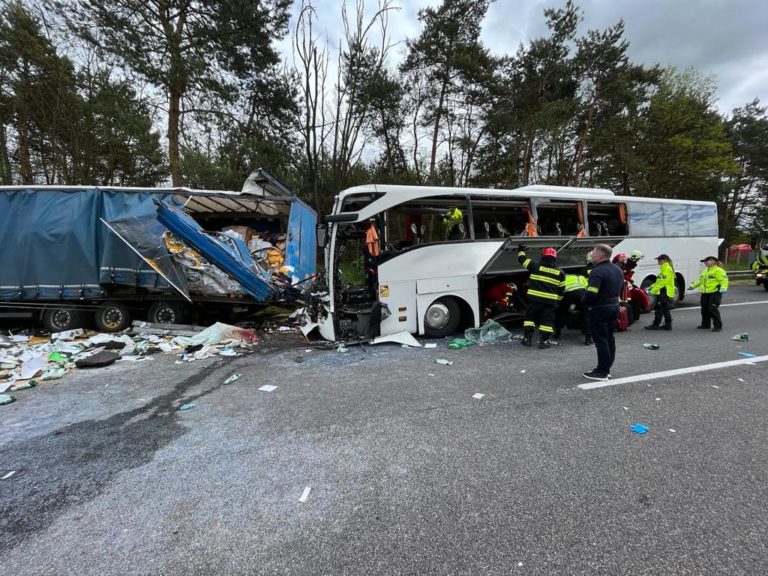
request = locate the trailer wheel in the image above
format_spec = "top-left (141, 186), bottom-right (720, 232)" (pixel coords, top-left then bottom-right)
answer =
top-left (423, 297), bottom-right (461, 338)
top-left (147, 301), bottom-right (185, 325)
top-left (94, 303), bottom-right (131, 332)
top-left (41, 307), bottom-right (82, 333)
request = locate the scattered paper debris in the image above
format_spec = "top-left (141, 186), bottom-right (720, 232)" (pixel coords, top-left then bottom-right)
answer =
top-left (655, 398), bottom-right (661, 401)
top-left (1, 471), bottom-right (16, 480)
top-left (424, 343), bottom-right (437, 349)
top-left (630, 423), bottom-right (649, 435)
top-left (643, 343), bottom-right (660, 350)
top-left (51, 329), bottom-right (84, 341)
top-left (299, 486), bottom-right (312, 503)
top-left (738, 378), bottom-right (745, 382)
top-left (520, 369), bottom-right (526, 373)
top-left (435, 358), bottom-right (453, 366)
top-left (731, 333), bottom-right (749, 342)
top-left (224, 374), bottom-right (242, 384)
top-left (472, 393), bottom-right (485, 399)
top-left (179, 402), bottom-right (197, 411)
top-left (669, 429), bottom-right (676, 433)
top-left (711, 385), bottom-right (719, 389)
top-left (0, 394), bottom-right (15, 405)
top-left (623, 407), bottom-right (628, 411)
top-left (427, 373), bottom-right (435, 377)
top-left (259, 385), bottom-right (278, 392)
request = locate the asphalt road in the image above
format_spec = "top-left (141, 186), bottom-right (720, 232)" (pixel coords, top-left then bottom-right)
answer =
top-left (2, 284), bottom-right (768, 575)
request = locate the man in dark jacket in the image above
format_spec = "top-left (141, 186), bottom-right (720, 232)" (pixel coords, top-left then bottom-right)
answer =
top-left (582, 244), bottom-right (624, 381)
top-left (518, 245), bottom-right (565, 349)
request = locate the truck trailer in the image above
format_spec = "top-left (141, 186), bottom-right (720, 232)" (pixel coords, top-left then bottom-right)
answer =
top-left (0, 169), bottom-right (316, 332)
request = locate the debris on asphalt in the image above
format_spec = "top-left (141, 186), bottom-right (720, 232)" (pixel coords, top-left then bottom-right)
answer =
top-left (424, 343), bottom-right (437, 349)
top-left (732, 333), bottom-right (749, 342)
top-left (258, 385), bottom-right (278, 392)
top-left (371, 330), bottom-right (422, 347)
top-left (464, 319), bottom-right (520, 343)
top-left (224, 374), bottom-right (242, 384)
top-left (711, 385), bottom-right (719, 389)
top-left (294, 354), bottom-right (304, 363)
top-left (738, 378), bottom-right (745, 382)
top-left (179, 402), bottom-right (197, 411)
top-left (337, 345), bottom-right (349, 353)
top-left (643, 343), bottom-right (660, 350)
top-left (75, 350), bottom-right (120, 369)
top-left (448, 338), bottom-right (475, 349)
top-left (738, 352), bottom-right (757, 358)
top-left (9, 381), bottom-right (35, 391)
top-left (669, 429), bottom-right (676, 433)
top-left (299, 486), bottom-right (312, 503)
top-left (630, 423), bottom-right (649, 435)
top-left (435, 358), bottom-right (453, 366)
top-left (0, 394), bottom-right (15, 405)
top-left (472, 393), bottom-right (485, 399)
top-left (1, 471), bottom-right (16, 480)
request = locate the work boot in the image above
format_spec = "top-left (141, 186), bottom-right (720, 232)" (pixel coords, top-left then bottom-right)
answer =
top-left (521, 335), bottom-right (532, 347)
top-left (661, 324), bottom-right (672, 331)
top-left (696, 325), bottom-right (709, 329)
top-left (644, 324), bottom-right (659, 331)
top-left (539, 339), bottom-right (551, 349)
top-left (584, 334), bottom-right (593, 346)
top-left (712, 327), bottom-right (722, 332)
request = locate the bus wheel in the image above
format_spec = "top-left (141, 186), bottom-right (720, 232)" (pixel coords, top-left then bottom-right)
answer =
top-left (423, 297), bottom-right (461, 338)
top-left (94, 302), bottom-right (131, 332)
top-left (147, 301), bottom-right (185, 325)
top-left (41, 307), bottom-right (82, 333)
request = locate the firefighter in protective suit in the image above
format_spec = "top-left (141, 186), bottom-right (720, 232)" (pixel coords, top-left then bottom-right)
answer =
top-left (518, 245), bottom-right (565, 348)
top-left (555, 272), bottom-right (592, 345)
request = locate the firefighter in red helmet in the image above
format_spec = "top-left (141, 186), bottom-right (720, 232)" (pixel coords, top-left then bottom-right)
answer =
top-left (518, 245), bottom-right (565, 348)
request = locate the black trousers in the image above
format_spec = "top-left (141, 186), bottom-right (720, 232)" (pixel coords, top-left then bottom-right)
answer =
top-left (524, 299), bottom-right (557, 340)
top-left (588, 305), bottom-right (619, 376)
top-left (653, 293), bottom-right (672, 326)
top-left (700, 292), bottom-right (722, 329)
top-left (555, 290), bottom-right (590, 337)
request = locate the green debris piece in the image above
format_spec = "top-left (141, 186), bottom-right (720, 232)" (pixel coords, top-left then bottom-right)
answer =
top-left (731, 333), bottom-right (749, 342)
top-left (0, 394), bottom-right (15, 406)
top-left (179, 402), bottom-right (197, 411)
top-left (48, 352), bottom-right (70, 363)
top-left (40, 368), bottom-right (67, 380)
top-left (448, 338), bottom-right (476, 350)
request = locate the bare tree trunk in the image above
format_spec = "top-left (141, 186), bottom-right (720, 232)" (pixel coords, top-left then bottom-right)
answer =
top-left (572, 80), bottom-right (600, 186)
top-left (0, 124), bottom-right (11, 184)
top-left (427, 80), bottom-right (447, 185)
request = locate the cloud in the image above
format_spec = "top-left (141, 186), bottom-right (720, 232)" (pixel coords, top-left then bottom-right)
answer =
top-left (278, 0), bottom-right (767, 115)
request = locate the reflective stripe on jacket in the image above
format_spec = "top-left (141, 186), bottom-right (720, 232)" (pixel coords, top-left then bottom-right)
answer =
top-left (691, 266), bottom-right (729, 293)
top-left (518, 251), bottom-right (565, 303)
top-left (649, 261), bottom-right (675, 297)
top-left (564, 274), bottom-right (587, 293)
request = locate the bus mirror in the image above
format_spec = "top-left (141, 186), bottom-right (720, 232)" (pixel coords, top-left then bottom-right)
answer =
top-left (317, 225), bottom-right (327, 248)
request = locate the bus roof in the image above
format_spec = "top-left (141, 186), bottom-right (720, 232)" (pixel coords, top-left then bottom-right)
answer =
top-left (334, 183), bottom-right (715, 221)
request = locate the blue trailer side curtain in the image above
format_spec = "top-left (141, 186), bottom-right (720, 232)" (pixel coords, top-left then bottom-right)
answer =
top-left (285, 200), bottom-right (317, 286)
top-left (0, 189), bottom-right (103, 300)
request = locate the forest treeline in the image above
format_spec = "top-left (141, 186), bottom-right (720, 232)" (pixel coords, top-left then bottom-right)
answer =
top-left (1, 0), bottom-right (766, 248)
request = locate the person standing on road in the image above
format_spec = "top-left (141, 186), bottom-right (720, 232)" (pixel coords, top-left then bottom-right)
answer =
top-left (689, 256), bottom-right (729, 332)
top-left (645, 254), bottom-right (675, 331)
top-left (518, 245), bottom-right (565, 349)
top-left (582, 244), bottom-right (624, 381)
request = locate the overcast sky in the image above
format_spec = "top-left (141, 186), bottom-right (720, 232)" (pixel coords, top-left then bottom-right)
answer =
top-left (281, 0), bottom-right (767, 115)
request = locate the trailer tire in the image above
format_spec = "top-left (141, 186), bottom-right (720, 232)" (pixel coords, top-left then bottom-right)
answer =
top-left (423, 297), bottom-right (461, 338)
top-left (147, 301), bottom-right (185, 325)
top-left (41, 307), bottom-right (82, 333)
top-left (94, 303), bottom-right (131, 332)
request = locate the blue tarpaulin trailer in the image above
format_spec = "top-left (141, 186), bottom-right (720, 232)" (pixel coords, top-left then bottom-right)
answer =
top-left (0, 169), bottom-right (317, 332)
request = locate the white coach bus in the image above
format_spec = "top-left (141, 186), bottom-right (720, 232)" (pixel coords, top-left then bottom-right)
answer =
top-left (304, 184), bottom-right (720, 342)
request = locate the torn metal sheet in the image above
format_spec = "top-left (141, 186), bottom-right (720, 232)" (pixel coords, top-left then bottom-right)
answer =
top-left (370, 330), bottom-right (422, 348)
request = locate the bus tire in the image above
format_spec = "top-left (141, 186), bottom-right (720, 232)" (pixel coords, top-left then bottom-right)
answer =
top-left (423, 297), bottom-right (461, 338)
top-left (41, 307), bottom-right (82, 333)
top-left (147, 301), bottom-right (185, 325)
top-left (94, 302), bottom-right (131, 332)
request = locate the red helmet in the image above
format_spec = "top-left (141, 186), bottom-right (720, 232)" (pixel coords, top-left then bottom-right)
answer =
top-left (541, 247), bottom-right (557, 258)
top-left (613, 252), bottom-right (628, 265)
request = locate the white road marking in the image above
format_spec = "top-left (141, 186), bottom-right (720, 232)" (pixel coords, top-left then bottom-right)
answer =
top-left (676, 300), bottom-right (768, 311)
top-left (299, 486), bottom-right (312, 503)
top-left (578, 355), bottom-right (768, 390)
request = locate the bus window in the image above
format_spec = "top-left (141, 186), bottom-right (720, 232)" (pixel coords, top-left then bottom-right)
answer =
top-left (663, 204), bottom-right (689, 236)
top-left (688, 204), bottom-right (718, 236)
top-left (385, 196), bottom-right (470, 247)
top-left (586, 202), bottom-right (628, 236)
top-left (535, 201), bottom-right (582, 236)
top-left (340, 192), bottom-right (385, 213)
top-left (468, 196), bottom-right (532, 239)
top-left (627, 202), bottom-right (663, 236)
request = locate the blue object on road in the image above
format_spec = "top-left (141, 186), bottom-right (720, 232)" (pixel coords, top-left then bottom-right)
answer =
top-left (179, 402), bottom-right (197, 411)
top-left (630, 423), bottom-right (649, 435)
top-left (738, 352), bottom-right (757, 358)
